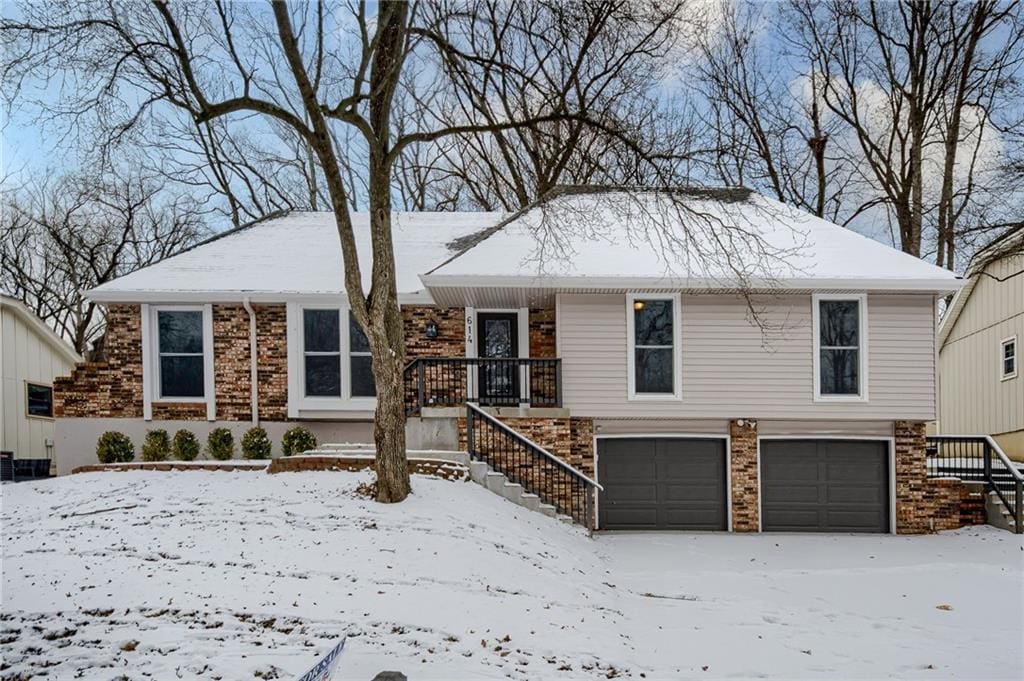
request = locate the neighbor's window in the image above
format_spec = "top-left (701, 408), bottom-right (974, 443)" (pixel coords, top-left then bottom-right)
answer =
top-left (816, 297), bottom-right (863, 397)
top-left (349, 312), bottom-right (375, 397)
top-left (157, 310), bottom-right (205, 398)
top-left (304, 309), bottom-right (342, 397)
top-left (1002, 337), bottom-right (1017, 380)
top-left (630, 296), bottom-right (678, 396)
top-left (26, 383), bottom-right (53, 418)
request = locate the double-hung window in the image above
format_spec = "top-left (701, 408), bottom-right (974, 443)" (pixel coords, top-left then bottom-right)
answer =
top-left (301, 307), bottom-right (375, 400)
top-left (157, 309), bottom-right (206, 398)
top-left (627, 294), bottom-right (681, 399)
top-left (1001, 337), bottom-right (1017, 380)
top-left (813, 294), bottom-right (867, 399)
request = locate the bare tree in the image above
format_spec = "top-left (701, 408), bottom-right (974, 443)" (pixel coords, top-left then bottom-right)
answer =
top-left (3, 0), bottom-right (701, 502)
top-left (1, 170), bottom-right (206, 354)
top-left (786, 0), bottom-right (1024, 265)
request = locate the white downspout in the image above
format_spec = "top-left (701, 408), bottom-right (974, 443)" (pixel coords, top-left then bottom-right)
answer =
top-left (242, 298), bottom-right (259, 426)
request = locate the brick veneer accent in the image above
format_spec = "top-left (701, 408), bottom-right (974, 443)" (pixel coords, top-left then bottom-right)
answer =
top-left (214, 304), bottom-right (252, 420)
top-left (255, 305), bottom-right (288, 421)
top-left (729, 420), bottom-right (759, 532)
top-left (73, 462), bottom-right (266, 474)
top-left (529, 308), bottom-right (556, 358)
top-left (268, 455), bottom-right (467, 480)
top-left (403, 306), bottom-right (465, 358)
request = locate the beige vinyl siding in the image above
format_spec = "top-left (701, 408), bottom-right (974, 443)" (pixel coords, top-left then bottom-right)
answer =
top-left (558, 292), bottom-right (937, 421)
top-left (939, 253), bottom-right (1024, 443)
top-left (1, 304), bottom-right (78, 459)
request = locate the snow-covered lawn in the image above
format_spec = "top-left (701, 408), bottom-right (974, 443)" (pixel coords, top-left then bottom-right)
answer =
top-left (2, 471), bottom-right (1021, 680)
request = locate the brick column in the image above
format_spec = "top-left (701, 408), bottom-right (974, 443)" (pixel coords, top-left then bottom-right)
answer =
top-left (894, 420), bottom-right (929, 534)
top-left (729, 419), bottom-right (759, 532)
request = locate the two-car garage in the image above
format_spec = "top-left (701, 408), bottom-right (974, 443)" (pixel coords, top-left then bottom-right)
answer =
top-left (597, 437), bottom-right (890, 533)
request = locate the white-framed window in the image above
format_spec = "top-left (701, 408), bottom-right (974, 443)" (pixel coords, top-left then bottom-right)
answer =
top-left (291, 303), bottom-right (376, 408)
top-left (812, 293), bottom-right (868, 401)
top-left (1001, 336), bottom-right (1017, 381)
top-left (626, 293), bottom-right (682, 400)
top-left (142, 304), bottom-right (215, 420)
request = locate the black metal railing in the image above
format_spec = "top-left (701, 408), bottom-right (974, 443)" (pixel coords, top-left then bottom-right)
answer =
top-left (927, 435), bottom-right (1023, 533)
top-left (465, 403), bottom-right (601, 528)
top-left (404, 357), bottom-right (561, 415)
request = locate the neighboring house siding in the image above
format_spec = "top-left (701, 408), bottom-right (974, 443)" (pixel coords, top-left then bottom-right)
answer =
top-left (557, 292), bottom-right (937, 420)
top-left (939, 253), bottom-right (1024, 444)
top-left (1, 303), bottom-right (78, 458)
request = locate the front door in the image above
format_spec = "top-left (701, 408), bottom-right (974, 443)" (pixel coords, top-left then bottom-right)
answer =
top-left (478, 312), bottom-right (519, 405)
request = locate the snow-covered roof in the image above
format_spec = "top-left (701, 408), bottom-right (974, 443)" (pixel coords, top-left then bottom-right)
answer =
top-left (423, 188), bottom-right (963, 295)
top-left (88, 211), bottom-right (504, 303)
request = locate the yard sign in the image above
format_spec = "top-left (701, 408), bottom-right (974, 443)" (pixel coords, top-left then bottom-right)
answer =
top-left (295, 638), bottom-right (346, 681)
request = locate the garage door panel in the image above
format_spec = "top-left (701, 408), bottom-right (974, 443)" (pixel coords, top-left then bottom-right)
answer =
top-left (762, 440), bottom-right (888, 533)
top-left (598, 438), bottom-right (727, 531)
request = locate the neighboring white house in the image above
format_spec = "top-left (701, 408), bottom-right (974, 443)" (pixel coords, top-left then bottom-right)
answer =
top-left (937, 228), bottom-right (1024, 460)
top-left (1, 295), bottom-right (82, 463)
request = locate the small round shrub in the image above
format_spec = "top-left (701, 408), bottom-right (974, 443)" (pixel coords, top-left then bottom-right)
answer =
top-left (141, 429), bottom-right (171, 462)
top-left (96, 431), bottom-right (134, 464)
top-left (207, 427), bottom-right (235, 461)
top-left (172, 429), bottom-right (200, 461)
top-left (281, 426), bottom-right (317, 456)
top-left (241, 426), bottom-right (272, 460)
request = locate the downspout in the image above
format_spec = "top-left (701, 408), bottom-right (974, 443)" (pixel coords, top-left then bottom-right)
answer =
top-left (242, 298), bottom-right (259, 426)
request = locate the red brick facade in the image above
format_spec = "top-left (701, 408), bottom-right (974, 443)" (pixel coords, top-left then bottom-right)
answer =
top-left (729, 420), bottom-right (760, 532)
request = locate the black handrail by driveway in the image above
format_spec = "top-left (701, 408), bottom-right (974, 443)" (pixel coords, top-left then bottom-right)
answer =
top-left (465, 403), bottom-right (601, 528)
top-left (404, 357), bottom-right (561, 415)
top-left (926, 434), bottom-right (1023, 533)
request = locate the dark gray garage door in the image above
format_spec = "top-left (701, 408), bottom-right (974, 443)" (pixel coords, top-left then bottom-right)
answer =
top-left (597, 438), bottom-right (727, 530)
top-left (761, 440), bottom-right (889, 533)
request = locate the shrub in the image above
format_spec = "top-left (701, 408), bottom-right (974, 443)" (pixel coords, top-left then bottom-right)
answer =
top-left (141, 429), bottom-right (171, 462)
top-left (241, 426), bottom-right (272, 460)
top-left (281, 426), bottom-right (317, 456)
top-left (207, 428), bottom-right (235, 461)
top-left (96, 431), bottom-right (134, 464)
top-left (172, 429), bottom-right (200, 462)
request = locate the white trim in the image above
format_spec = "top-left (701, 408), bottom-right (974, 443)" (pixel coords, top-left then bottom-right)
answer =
top-left (286, 301), bottom-right (378, 414)
top-left (143, 304), bottom-right (216, 420)
top-left (1000, 335), bottom-right (1018, 381)
top-left (812, 293), bottom-right (869, 402)
top-left (593, 433), bottom-right (732, 532)
top-left (756, 435), bottom-right (897, 535)
top-left (625, 293), bottom-right (682, 401)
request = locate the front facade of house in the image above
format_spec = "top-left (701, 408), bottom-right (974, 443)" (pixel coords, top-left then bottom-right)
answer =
top-left (55, 189), bottom-right (973, 534)
top-left (937, 231), bottom-right (1023, 460)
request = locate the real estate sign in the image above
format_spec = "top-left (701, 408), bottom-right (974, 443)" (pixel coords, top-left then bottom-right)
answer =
top-left (295, 638), bottom-right (345, 681)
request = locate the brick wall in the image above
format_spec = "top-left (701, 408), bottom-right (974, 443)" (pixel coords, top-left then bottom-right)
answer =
top-left (894, 420), bottom-right (986, 533)
top-left (529, 308), bottom-right (556, 358)
top-left (214, 304), bottom-right (253, 421)
top-left (403, 307), bottom-right (465, 358)
top-left (255, 305), bottom-right (288, 421)
top-left (729, 420), bottom-right (760, 532)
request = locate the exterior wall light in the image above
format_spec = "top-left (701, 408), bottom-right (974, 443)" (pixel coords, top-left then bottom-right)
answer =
top-left (633, 300), bottom-right (645, 311)
top-left (425, 320), bottom-right (439, 339)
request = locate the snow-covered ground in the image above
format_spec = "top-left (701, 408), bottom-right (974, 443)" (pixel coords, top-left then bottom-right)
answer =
top-left (2, 471), bottom-right (1022, 680)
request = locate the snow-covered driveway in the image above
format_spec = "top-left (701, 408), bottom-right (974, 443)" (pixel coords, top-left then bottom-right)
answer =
top-left (2, 471), bottom-right (1021, 680)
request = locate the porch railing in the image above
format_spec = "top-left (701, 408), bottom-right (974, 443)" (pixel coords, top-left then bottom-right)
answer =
top-left (466, 403), bottom-right (601, 528)
top-left (404, 357), bottom-right (561, 415)
top-left (926, 435), bottom-right (1023, 533)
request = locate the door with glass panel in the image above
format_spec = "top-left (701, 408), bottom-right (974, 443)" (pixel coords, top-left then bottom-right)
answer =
top-left (477, 312), bottom-right (519, 406)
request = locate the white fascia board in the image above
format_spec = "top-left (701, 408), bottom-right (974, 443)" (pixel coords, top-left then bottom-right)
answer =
top-left (87, 289), bottom-right (437, 306)
top-left (420, 274), bottom-right (965, 294)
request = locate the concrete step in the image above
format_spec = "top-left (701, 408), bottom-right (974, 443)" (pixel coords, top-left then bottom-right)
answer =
top-left (501, 482), bottom-right (524, 503)
top-left (556, 514), bottom-right (573, 524)
top-left (485, 472), bottom-right (508, 494)
top-left (538, 503), bottom-right (557, 518)
top-left (518, 493), bottom-right (541, 512)
top-left (468, 460), bottom-right (490, 484)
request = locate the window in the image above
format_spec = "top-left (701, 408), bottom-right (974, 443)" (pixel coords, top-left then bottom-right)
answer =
top-left (26, 383), bottom-right (53, 418)
top-left (304, 309), bottom-right (341, 397)
top-left (349, 312), bottom-right (376, 397)
top-left (301, 307), bottom-right (375, 399)
top-left (1002, 337), bottom-right (1017, 380)
top-left (813, 294), bottom-right (867, 399)
top-left (157, 310), bottom-right (205, 398)
top-left (627, 294), bottom-right (681, 399)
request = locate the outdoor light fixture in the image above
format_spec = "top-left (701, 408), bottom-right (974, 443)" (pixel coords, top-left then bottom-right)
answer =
top-left (633, 300), bottom-right (645, 311)
top-left (425, 320), bottom-right (439, 339)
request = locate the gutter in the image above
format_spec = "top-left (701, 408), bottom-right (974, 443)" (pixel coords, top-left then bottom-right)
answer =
top-left (242, 297), bottom-right (259, 426)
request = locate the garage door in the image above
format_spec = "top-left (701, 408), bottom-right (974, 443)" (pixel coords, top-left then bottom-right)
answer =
top-left (761, 440), bottom-right (889, 533)
top-left (597, 438), bottom-right (727, 530)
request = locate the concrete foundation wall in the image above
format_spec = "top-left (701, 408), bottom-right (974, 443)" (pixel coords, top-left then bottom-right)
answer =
top-left (55, 417), bottom-right (373, 475)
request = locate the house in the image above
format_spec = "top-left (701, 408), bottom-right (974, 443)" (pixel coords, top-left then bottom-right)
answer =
top-left (1, 294), bottom-right (82, 475)
top-left (937, 227), bottom-right (1023, 460)
top-left (55, 187), bottom-right (973, 534)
